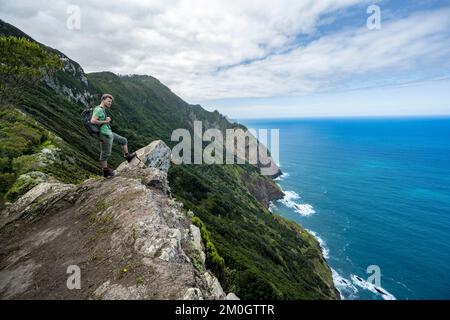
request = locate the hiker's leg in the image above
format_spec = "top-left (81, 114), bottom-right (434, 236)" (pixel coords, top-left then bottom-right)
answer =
top-left (113, 132), bottom-right (136, 162)
top-left (112, 132), bottom-right (128, 156)
top-left (99, 136), bottom-right (107, 168)
top-left (99, 134), bottom-right (114, 167)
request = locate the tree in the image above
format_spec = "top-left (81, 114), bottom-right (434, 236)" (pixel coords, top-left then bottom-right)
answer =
top-left (0, 36), bottom-right (63, 105)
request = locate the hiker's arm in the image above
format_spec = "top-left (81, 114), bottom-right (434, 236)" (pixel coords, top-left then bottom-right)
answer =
top-left (91, 115), bottom-right (111, 125)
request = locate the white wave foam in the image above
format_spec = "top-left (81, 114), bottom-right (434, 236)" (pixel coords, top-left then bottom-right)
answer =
top-left (306, 229), bottom-right (329, 259)
top-left (274, 172), bottom-right (289, 181)
top-left (306, 227), bottom-right (395, 300)
top-left (268, 201), bottom-right (277, 213)
top-left (278, 190), bottom-right (315, 216)
top-left (306, 229), bottom-right (358, 300)
top-left (276, 186), bottom-right (394, 300)
top-left (332, 269), bottom-right (358, 300)
top-left (294, 204), bottom-right (316, 216)
top-left (281, 190), bottom-right (299, 201)
top-left (350, 275), bottom-right (396, 300)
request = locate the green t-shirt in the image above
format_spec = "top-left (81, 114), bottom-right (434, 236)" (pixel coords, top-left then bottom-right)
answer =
top-left (93, 105), bottom-right (112, 136)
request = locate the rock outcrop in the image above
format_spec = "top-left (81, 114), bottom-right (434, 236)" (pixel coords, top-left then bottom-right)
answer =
top-left (239, 171), bottom-right (284, 208)
top-left (0, 140), bottom-right (236, 300)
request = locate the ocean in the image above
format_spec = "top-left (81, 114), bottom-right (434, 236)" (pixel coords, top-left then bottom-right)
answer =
top-left (240, 117), bottom-right (450, 300)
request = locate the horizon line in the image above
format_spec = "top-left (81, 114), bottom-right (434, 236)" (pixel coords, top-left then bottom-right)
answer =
top-left (233, 113), bottom-right (450, 121)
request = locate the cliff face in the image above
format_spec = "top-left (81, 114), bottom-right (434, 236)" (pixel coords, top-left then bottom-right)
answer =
top-left (0, 19), bottom-right (338, 299)
top-left (239, 171), bottom-right (284, 208)
top-left (0, 141), bottom-right (233, 300)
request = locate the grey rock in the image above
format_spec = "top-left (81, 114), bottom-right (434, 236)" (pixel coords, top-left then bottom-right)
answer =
top-left (203, 271), bottom-right (226, 299)
top-left (117, 140), bottom-right (171, 173)
top-left (226, 292), bottom-right (240, 300)
top-left (116, 166), bottom-right (170, 195)
top-left (190, 224), bottom-right (206, 265)
top-left (0, 140), bottom-right (226, 300)
top-left (0, 260), bottom-right (41, 299)
top-left (0, 182), bottom-right (75, 228)
top-left (183, 288), bottom-right (204, 300)
top-left (92, 281), bottom-right (147, 300)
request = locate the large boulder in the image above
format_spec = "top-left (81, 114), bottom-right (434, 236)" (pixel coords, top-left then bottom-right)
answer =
top-left (0, 181), bottom-right (75, 229)
top-left (0, 140), bottom-right (233, 300)
top-left (116, 140), bottom-right (171, 173)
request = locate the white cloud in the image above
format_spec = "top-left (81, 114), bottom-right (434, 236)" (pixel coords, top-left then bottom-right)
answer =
top-left (1, 1), bottom-right (449, 103)
top-left (205, 79), bottom-right (450, 119)
top-left (188, 8), bottom-right (450, 100)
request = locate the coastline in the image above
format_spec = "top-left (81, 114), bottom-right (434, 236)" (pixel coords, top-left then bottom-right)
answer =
top-left (269, 169), bottom-right (397, 300)
top-left (267, 170), bottom-right (341, 299)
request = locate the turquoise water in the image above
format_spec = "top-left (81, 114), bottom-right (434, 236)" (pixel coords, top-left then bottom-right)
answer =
top-left (241, 117), bottom-right (450, 300)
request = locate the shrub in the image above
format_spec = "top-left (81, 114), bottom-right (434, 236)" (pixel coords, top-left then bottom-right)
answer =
top-left (0, 172), bottom-right (15, 195)
top-left (192, 216), bottom-right (225, 282)
top-left (5, 171), bottom-right (47, 202)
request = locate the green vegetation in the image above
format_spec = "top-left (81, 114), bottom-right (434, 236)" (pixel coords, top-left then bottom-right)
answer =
top-left (0, 107), bottom-right (47, 197)
top-left (169, 164), bottom-right (336, 299)
top-left (0, 35), bottom-right (63, 105)
top-left (0, 107), bottom-right (93, 202)
top-left (0, 19), bottom-right (336, 299)
top-left (192, 216), bottom-right (225, 282)
top-left (5, 171), bottom-right (47, 202)
top-left (85, 200), bottom-right (114, 246)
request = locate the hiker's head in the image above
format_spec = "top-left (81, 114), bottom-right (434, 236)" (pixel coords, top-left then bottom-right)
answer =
top-left (100, 94), bottom-right (113, 108)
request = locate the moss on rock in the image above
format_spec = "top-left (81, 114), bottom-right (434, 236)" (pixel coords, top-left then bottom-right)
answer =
top-left (5, 171), bottom-right (48, 202)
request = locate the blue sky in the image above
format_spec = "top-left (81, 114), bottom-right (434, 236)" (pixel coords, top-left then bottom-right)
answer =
top-left (197, 0), bottom-right (450, 118)
top-left (1, 0), bottom-right (450, 118)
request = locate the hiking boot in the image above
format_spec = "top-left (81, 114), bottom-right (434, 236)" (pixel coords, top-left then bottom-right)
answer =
top-left (124, 152), bottom-right (136, 163)
top-left (102, 167), bottom-right (115, 178)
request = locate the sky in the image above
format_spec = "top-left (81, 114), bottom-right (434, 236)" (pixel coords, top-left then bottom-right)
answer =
top-left (1, 0), bottom-right (450, 119)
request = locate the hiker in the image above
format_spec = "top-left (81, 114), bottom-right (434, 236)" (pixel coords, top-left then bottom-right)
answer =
top-left (90, 94), bottom-right (136, 178)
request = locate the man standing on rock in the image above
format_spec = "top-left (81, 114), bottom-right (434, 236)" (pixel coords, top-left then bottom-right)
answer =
top-left (90, 94), bottom-right (136, 178)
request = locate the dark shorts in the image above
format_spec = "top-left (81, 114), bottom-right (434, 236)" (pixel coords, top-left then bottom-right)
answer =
top-left (99, 132), bottom-right (127, 161)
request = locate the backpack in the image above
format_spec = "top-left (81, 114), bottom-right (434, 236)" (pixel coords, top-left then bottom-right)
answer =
top-left (81, 107), bottom-right (103, 136)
